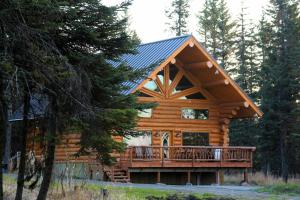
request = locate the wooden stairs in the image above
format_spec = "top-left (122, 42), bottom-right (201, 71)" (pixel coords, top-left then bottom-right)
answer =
top-left (104, 165), bottom-right (129, 183)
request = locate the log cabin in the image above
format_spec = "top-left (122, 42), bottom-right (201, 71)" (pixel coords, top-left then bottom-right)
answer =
top-left (9, 35), bottom-right (262, 185)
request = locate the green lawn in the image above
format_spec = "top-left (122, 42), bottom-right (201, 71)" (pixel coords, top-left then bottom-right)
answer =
top-left (257, 183), bottom-right (300, 196)
top-left (86, 183), bottom-right (223, 200)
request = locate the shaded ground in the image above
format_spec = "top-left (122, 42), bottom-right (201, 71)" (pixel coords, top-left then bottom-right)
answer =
top-left (85, 180), bottom-right (300, 200)
top-left (4, 174), bottom-right (300, 200)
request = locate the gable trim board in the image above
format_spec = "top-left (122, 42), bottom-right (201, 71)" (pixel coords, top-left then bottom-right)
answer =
top-left (127, 35), bottom-right (262, 118)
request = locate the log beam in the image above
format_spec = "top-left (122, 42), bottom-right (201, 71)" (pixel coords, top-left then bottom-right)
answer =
top-left (220, 118), bottom-right (230, 125)
top-left (189, 41), bottom-right (194, 47)
top-left (188, 61), bottom-right (213, 69)
top-left (171, 58), bottom-right (176, 64)
top-left (203, 79), bottom-right (229, 88)
top-left (219, 101), bottom-right (250, 108)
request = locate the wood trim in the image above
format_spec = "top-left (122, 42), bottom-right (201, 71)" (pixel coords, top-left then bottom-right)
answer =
top-left (132, 38), bottom-right (192, 93)
top-left (219, 101), bottom-right (249, 108)
top-left (190, 36), bottom-right (263, 117)
top-left (170, 87), bottom-right (200, 99)
top-left (140, 87), bottom-right (163, 99)
top-left (187, 61), bottom-right (213, 69)
top-left (168, 70), bottom-right (183, 96)
top-left (164, 64), bottom-right (169, 95)
top-left (203, 79), bottom-right (230, 88)
top-left (176, 59), bottom-right (217, 101)
top-left (155, 76), bottom-right (164, 96)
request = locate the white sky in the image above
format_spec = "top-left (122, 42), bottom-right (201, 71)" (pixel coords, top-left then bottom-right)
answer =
top-left (103, 0), bottom-right (269, 43)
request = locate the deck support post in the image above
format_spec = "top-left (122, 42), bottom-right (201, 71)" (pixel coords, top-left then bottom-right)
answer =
top-left (127, 171), bottom-right (130, 182)
top-left (157, 171), bottom-right (161, 183)
top-left (243, 169), bottom-right (248, 183)
top-left (216, 170), bottom-right (220, 185)
top-left (187, 171), bottom-right (191, 185)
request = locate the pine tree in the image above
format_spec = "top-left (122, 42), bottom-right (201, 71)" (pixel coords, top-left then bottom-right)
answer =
top-left (165, 0), bottom-right (190, 36)
top-left (198, 0), bottom-right (236, 70)
top-left (259, 0), bottom-right (300, 182)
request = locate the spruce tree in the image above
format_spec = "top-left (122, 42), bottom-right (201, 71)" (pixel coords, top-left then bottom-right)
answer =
top-left (165, 0), bottom-right (190, 36)
top-left (198, 0), bottom-right (236, 70)
top-left (259, 0), bottom-right (300, 182)
top-left (229, 5), bottom-right (261, 170)
top-left (0, 0), bottom-right (145, 199)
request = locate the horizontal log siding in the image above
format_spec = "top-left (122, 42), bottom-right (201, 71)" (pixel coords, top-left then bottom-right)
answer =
top-left (28, 98), bottom-right (227, 163)
top-left (137, 99), bottom-right (223, 146)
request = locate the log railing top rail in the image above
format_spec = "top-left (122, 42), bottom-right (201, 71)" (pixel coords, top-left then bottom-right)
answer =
top-left (119, 146), bottom-right (255, 169)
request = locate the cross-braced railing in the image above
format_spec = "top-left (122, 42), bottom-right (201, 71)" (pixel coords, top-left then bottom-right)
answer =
top-left (119, 146), bottom-right (255, 169)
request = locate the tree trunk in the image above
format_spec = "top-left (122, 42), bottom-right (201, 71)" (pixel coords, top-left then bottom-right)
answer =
top-left (280, 130), bottom-right (288, 183)
top-left (0, 78), bottom-right (8, 200)
top-left (15, 86), bottom-right (30, 200)
top-left (36, 95), bottom-right (57, 200)
top-left (3, 110), bottom-right (12, 170)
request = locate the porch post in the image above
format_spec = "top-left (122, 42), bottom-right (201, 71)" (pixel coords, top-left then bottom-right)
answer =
top-left (216, 169), bottom-right (220, 185)
top-left (243, 169), bottom-right (249, 183)
top-left (157, 171), bottom-right (161, 183)
top-left (187, 171), bottom-right (191, 185)
top-left (127, 171), bottom-right (130, 183)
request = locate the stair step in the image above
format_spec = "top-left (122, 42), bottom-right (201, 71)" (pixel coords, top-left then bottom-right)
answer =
top-left (113, 175), bottom-right (128, 178)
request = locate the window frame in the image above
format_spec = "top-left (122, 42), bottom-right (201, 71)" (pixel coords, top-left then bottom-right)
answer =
top-left (181, 108), bottom-right (209, 120)
top-left (138, 108), bottom-right (153, 118)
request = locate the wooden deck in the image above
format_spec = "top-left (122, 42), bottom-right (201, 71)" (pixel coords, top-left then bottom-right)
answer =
top-left (119, 146), bottom-right (255, 169)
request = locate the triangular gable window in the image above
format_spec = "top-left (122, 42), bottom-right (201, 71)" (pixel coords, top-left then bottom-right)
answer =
top-left (173, 76), bottom-right (193, 94)
top-left (157, 69), bottom-right (164, 86)
top-left (144, 80), bottom-right (161, 94)
top-left (179, 92), bottom-right (206, 100)
top-left (137, 63), bottom-right (209, 100)
top-left (169, 64), bottom-right (179, 85)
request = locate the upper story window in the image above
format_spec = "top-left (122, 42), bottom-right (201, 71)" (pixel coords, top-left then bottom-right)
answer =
top-left (137, 63), bottom-right (208, 100)
top-left (138, 108), bottom-right (152, 118)
top-left (173, 76), bottom-right (193, 94)
top-left (169, 64), bottom-right (179, 85)
top-left (181, 108), bottom-right (209, 120)
top-left (179, 92), bottom-right (206, 100)
top-left (144, 80), bottom-right (161, 93)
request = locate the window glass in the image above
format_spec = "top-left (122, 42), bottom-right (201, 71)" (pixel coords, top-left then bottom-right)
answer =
top-left (182, 132), bottom-right (209, 146)
top-left (179, 92), bottom-right (206, 100)
top-left (169, 64), bottom-right (179, 85)
top-left (157, 69), bottom-right (164, 86)
top-left (144, 80), bottom-right (161, 93)
top-left (173, 76), bottom-right (193, 94)
top-left (138, 108), bottom-right (152, 118)
top-left (125, 131), bottom-right (152, 146)
top-left (181, 108), bottom-right (209, 120)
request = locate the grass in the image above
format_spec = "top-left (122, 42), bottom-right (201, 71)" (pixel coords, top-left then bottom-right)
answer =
top-left (3, 174), bottom-right (231, 200)
top-left (257, 183), bottom-right (300, 196)
top-left (81, 183), bottom-right (221, 200)
top-left (224, 172), bottom-right (300, 186)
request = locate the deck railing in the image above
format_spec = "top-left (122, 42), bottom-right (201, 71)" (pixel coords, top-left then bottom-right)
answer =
top-left (119, 146), bottom-right (255, 168)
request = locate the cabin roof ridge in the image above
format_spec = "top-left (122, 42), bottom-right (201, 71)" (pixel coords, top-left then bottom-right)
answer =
top-left (139, 34), bottom-right (192, 47)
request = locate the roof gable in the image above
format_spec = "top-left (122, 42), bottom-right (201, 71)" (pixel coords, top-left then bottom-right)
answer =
top-left (113, 35), bottom-right (262, 118)
top-left (108, 35), bottom-right (191, 94)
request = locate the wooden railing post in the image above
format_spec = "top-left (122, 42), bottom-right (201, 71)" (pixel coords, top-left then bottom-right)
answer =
top-left (192, 148), bottom-right (194, 167)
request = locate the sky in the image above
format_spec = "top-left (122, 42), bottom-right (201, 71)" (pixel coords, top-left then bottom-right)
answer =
top-left (102, 0), bottom-right (269, 43)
